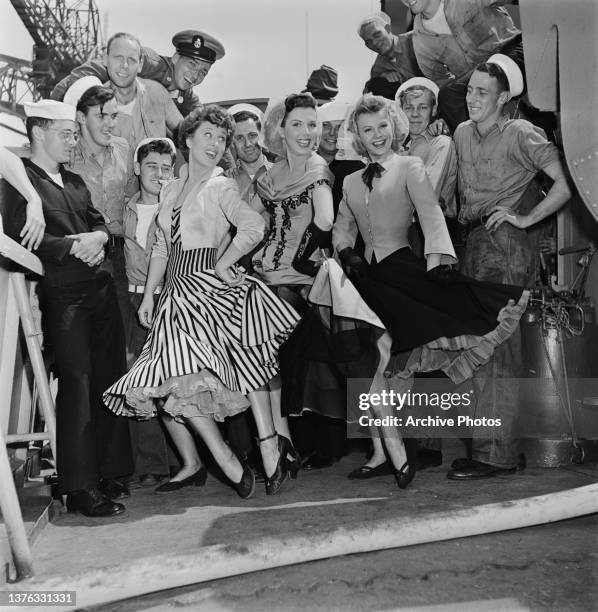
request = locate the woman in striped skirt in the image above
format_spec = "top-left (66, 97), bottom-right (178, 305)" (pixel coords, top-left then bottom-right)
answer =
top-left (103, 105), bottom-right (300, 498)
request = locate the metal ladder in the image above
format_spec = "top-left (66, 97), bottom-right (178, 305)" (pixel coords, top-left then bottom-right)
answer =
top-left (0, 230), bottom-right (56, 581)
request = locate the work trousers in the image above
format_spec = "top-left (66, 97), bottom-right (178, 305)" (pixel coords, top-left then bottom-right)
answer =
top-left (125, 291), bottom-right (173, 476)
top-left (460, 223), bottom-right (533, 468)
top-left (40, 275), bottom-right (133, 494)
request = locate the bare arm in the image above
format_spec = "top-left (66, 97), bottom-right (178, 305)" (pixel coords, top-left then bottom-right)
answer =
top-left (312, 184), bottom-right (334, 231)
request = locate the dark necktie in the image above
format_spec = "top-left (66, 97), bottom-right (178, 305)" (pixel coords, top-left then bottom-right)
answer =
top-left (362, 162), bottom-right (384, 191)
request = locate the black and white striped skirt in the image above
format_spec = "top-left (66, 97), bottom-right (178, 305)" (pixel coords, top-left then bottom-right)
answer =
top-left (103, 246), bottom-right (300, 421)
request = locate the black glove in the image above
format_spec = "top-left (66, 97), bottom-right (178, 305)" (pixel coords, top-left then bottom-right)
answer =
top-left (338, 247), bottom-right (368, 283)
top-left (426, 264), bottom-right (459, 286)
top-left (292, 221), bottom-right (331, 277)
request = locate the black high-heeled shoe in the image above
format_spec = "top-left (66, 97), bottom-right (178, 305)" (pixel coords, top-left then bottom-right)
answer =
top-left (260, 433), bottom-right (290, 495)
top-left (154, 466), bottom-right (207, 494)
top-left (230, 459), bottom-right (255, 499)
top-left (279, 435), bottom-right (301, 480)
top-left (394, 438), bottom-right (418, 490)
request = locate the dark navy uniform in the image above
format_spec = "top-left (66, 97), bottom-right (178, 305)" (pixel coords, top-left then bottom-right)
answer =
top-left (1, 159), bottom-right (133, 494)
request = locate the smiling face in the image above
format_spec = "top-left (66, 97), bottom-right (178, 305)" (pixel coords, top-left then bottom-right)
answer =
top-left (136, 151), bottom-right (174, 197)
top-left (79, 98), bottom-right (118, 147)
top-left (232, 118), bottom-right (261, 165)
top-left (401, 90), bottom-right (435, 136)
top-left (105, 37), bottom-right (141, 89)
top-left (360, 21), bottom-right (394, 56)
top-left (318, 119), bottom-right (343, 157)
top-left (186, 120), bottom-right (227, 168)
top-left (466, 70), bottom-right (507, 131)
top-left (280, 106), bottom-right (318, 158)
top-left (172, 54), bottom-right (211, 90)
top-left (356, 109), bottom-right (394, 162)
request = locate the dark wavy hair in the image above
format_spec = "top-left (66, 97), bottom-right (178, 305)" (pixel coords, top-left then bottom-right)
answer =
top-left (77, 85), bottom-right (115, 116)
top-left (281, 93), bottom-right (317, 126)
top-left (178, 105), bottom-right (235, 155)
top-left (232, 110), bottom-right (262, 132)
top-left (136, 139), bottom-right (176, 165)
top-left (475, 61), bottom-right (510, 93)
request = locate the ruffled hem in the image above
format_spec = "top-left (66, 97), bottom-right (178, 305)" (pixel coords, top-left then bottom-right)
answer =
top-left (386, 289), bottom-right (530, 385)
top-left (119, 371), bottom-right (250, 423)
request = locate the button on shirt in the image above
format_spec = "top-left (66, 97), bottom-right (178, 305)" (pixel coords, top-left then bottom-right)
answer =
top-left (454, 117), bottom-right (560, 223)
top-left (68, 136), bottom-right (131, 235)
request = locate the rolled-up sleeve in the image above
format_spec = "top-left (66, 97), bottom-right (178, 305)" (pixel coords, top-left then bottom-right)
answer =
top-left (406, 158), bottom-right (457, 264)
top-left (219, 179), bottom-right (265, 255)
top-left (513, 122), bottom-right (560, 173)
top-left (332, 181), bottom-right (358, 254)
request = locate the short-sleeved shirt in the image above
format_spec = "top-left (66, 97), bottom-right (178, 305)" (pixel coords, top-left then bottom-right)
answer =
top-left (454, 117), bottom-right (560, 222)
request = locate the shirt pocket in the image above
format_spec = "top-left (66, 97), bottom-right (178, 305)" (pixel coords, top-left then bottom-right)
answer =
top-left (461, 8), bottom-right (494, 48)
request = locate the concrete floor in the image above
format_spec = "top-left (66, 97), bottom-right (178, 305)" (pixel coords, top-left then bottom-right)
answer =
top-left (11, 443), bottom-right (598, 611)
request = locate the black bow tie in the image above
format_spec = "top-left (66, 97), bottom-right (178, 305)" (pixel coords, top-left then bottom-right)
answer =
top-left (362, 162), bottom-right (384, 191)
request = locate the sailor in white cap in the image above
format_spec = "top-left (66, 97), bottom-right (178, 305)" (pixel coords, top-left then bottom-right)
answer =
top-left (119, 137), bottom-right (179, 488)
top-left (399, 0), bottom-right (522, 132)
top-left (316, 98), bottom-right (352, 165)
top-left (63, 76), bottom-right (134, 326)
top-left (64, 79), bottom-right (176, 489)
top-left (447, 56), bottom-right (571, 482)
top-left (0, 99), bottom-right (134, 516)
top-left (357, 11), bottom-right (421, 89)
top-left (395, 77), bottom-right (457, 219)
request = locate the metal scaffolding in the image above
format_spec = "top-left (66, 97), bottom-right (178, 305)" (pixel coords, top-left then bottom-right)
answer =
top-left (1, 0), bottom-right (103, 124)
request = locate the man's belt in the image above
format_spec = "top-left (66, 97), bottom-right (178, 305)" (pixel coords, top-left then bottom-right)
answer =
top-left (128, 284), bottom-right (162, 295)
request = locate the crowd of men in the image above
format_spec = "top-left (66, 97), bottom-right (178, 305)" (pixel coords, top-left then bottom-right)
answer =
top-left (0, 0), bottom-right (571, 517)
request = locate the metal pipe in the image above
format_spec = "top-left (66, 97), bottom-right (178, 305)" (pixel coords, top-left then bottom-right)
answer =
top-left (0, 426), bottom-right (34, 580)
top-left (13, 482), bottom-right (598, 609)
top-left (5, 432), bottom-right (50, 443)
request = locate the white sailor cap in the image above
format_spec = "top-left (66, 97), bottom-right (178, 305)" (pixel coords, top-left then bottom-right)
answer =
top-left (133, 137), bottom-right (177, 163)
top-left (24, 100), bottom-right (76, 121)
top-left (395, 77), bottom-right (440, 102)
top-left (487, 54), bottom-right (524, 97)
top-left (318, 98), bottom-right (353, 123)
top-left (228, 103), bottom-right (264, 125)
top-left (63, 76), bottom-right (103, 107)
top-left (358, 12), bottom-right (391, 34)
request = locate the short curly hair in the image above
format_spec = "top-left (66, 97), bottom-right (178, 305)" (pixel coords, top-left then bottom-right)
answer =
top-left (178, 104), bottom-right (235, 155)
top-left (348, 94), bottom-right (409, 158)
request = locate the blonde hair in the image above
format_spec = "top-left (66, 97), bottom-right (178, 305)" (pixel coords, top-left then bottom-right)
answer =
top-left (348, 94), bottom-right (409, 159)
